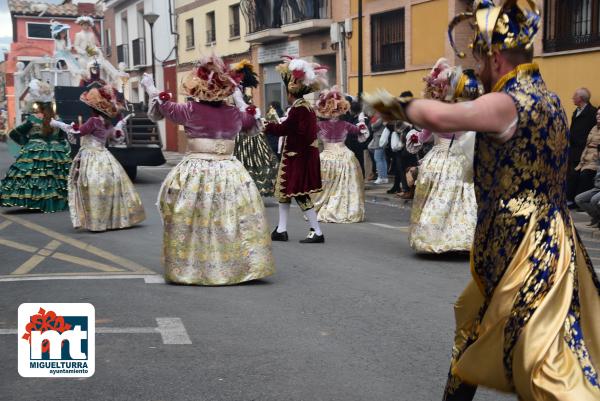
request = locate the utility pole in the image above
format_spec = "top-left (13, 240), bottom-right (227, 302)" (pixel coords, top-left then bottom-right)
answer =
top-left (357, 0), bottom-right (363, 99)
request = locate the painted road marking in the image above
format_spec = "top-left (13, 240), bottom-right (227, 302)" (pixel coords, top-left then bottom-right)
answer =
top-left (0, 214), bottom-right (154, 276)
top-left (0, 273), bottom-right (162, 283)
top-left (0, 318), bottom-right (192, 345)
top-left (0, 220), bottom-right (12, 231)
top-left (369, 223), bottom-right (409, 232)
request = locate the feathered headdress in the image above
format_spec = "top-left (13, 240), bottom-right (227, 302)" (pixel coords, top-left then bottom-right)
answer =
top-left (231, 59), bottom-right (259, 89)
top-left (448, 0), bottom-right (540, 58)
top-left (423, 58), bottom-right (484, 102)
top-left (80, 85), bottom-right (123, 118)
top-left (26, 79), bottom-right (54, 105)
top-left (181, 53), bottom-right (242, 102)
top-left (276, 56), bottom-right (328, 97)
top-left (316, 86), bottom-right (350, 119)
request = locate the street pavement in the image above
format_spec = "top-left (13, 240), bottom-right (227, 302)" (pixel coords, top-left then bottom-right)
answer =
top-left (1, 143), bottom-right (599, 401)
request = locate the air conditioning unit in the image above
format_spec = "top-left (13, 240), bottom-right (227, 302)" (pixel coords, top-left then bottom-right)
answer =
top-left (330, 23), bottom-right (340, 44)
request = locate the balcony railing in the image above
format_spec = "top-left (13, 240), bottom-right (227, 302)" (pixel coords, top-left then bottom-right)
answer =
top-left (117, 44), bottom-right (129, 66)
top-left (206, 29), bottom-right (216, 44)
top-left (132, 38), bottom-right (146, 67)
top-left (282, 0), bottom-right (330, 25)
top-left (240, 0), bottom-right (283, 34)
top-left (230, 23), bottom-right (241, 38)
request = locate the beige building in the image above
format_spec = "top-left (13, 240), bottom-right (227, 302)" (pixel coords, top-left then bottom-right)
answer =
top-left (175, 0), bottom-right (250, 95)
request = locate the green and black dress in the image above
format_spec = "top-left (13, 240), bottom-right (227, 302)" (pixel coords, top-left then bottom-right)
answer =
top-left (0, 115), bottom-right (71, 212)
top-left (233, 131), bottom-right (278, 197)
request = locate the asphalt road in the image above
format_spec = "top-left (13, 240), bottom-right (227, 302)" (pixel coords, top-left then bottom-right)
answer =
top-left (1, 142), bottom-right (599, 401)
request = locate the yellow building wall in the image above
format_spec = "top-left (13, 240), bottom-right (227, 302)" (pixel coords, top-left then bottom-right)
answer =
top-left (348, 69), bottom-right (428, 98)
top-left (536, 52), bottom-right (600, 119)
top-left (178, 0), bottom-right (250, 65)
top-left (411, 0), bottom-right (447, 66)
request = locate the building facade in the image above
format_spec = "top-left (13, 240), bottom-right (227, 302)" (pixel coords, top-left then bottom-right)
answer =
top-left (5, 0), bottom-right (103, 130)
top-left (341, 0), bottom-right (600, 117)
top-left (104, 0), bottom-right (177, 150)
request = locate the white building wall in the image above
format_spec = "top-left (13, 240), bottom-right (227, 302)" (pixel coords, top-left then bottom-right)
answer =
top-left (110, 0), bottom-right (176, 148)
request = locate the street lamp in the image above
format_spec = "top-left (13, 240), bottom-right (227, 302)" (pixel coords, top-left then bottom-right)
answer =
top-left (143, 12), bottom-right (159, 80)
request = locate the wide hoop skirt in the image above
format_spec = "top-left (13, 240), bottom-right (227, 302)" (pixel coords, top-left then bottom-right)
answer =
top-left (158, 154), bottom-right (275, 285)
top-left (409, 138), bottom-right (477, 253)
top-left (313, 144), bottom-right (365, 223)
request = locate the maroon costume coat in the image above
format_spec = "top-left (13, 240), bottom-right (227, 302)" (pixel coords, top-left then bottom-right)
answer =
top-left (265, 99), bottom-right (322, 198)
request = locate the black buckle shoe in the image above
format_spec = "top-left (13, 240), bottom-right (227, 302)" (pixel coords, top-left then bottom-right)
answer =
top-left (271, 228), bottom-right (289, 242)
top-left (299, 229), bottom-right (324, 244)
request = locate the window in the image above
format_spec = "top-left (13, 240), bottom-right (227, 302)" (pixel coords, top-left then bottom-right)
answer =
top-left (206, 12), bottom-right (216, 44)
top-left (544, 0), bottom-right (600, 52)
top-left (371, 8), bottom-right (405, 72)
top-left (230, 4), bottom-right (241, 38)
top-left (137, 8), bottom-right (145, 39)
top-left (27, 23), bottom-right (52, 39)
top-left (117, 44), bottom-right (129, 66)
top-left (121, 13), bottom-right (129, 44)
top-left (185, 18), bottom-right (195, 49)
top-left (105, 29), bottom-right (112, 57)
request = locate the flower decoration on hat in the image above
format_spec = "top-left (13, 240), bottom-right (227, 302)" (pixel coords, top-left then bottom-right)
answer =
top-left (76, 16), bottom-right (94, 26)
top-left (276, 56), bottom-right (328, 97)
top-left (316, 86), bottom-right (350, 119)
top-left (448, 0), bottom-right (540, 58)
top-left (80, 85), bottom-right (123, 118)
top-left (181, 53), bottom-right (242, 102)
top-left (423, 58), bottom-right (483, 102)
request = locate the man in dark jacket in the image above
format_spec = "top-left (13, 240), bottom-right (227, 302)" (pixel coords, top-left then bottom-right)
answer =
top-left (567, 87), bottom-right (597, 207)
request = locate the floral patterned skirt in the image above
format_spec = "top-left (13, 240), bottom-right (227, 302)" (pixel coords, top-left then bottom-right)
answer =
top-left (313, 144), bottom-right (365, 223)
top-left (68, 143), bottom-right (145, 232)
top-left (409, 139), bottom-right (477, 253)
top-left (158, 154), bottom-right (275, 286)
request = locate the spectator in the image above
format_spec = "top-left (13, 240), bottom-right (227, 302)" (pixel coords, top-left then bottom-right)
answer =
top-left (342, 98), bottom-right (369, 177)
top-left (567, 87), bottom-right (598, 207)
top-left (367, 114), bottom-right (388, 184)
top-left (575, 109), bottom-right (600, 225)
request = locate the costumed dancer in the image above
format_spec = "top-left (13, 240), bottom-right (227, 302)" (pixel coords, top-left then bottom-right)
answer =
top-left (313, 86), bottom-right (370, 223)
top-left (365, 1), bottom-right (600, 400)
top-left (231, 60), bottom-right (278, 197)
top-left (69, 85), bottom-right (145, 232)
top-left (140, 54), bottom-right (275, 286)
top-left (0, 80), bottom-right (71, 213)
top-left (405, 59), bottom-right (480, 253)
top-left (51, 20), bottom-right (81, 77)
top-left (264, 56), bottom-right (328, 243)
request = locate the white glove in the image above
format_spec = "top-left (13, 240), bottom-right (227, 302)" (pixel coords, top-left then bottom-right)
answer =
top-left (50, 119), bottom-right (79, 134)
top-left (254, 107), bottom-right (262, 120)
top-left (141, 73), bottom-right (159, 98)
top-left (405, 130), bottom-right (423, 154)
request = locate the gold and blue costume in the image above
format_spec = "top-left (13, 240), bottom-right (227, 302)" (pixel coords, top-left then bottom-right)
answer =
top-left (443, 1), bottom-right (600, 400)
top-left (443, 62), bottom-right (600, 401)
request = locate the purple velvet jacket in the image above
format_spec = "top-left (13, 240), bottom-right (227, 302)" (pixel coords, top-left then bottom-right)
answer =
top-left (158, 101), bottom-right (255, 139)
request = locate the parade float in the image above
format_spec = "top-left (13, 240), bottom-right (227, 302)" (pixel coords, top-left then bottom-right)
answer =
top-left (9, 18), bottom-right (165, 180)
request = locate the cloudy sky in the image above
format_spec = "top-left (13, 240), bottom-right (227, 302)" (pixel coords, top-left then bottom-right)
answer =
top-left (0, 0), bottom-right (66, 60)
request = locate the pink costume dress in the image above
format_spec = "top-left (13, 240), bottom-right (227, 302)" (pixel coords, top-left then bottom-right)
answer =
top-left (154, 100), bottom-right (275, 285)
top-left (407, 129), bottom-right (477, 253)
top-left (313, 119), bottom-right (367, 223)
top-left (68, 116), bottom-right (145, 231)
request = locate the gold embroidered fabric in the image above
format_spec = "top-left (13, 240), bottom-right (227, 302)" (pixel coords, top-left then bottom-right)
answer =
top-left (443, 64), bottom-right (600, 400)
top-left (313, 144), bottom-right (365, 223)
top-left (158, 155), bottom-right (275, 285)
